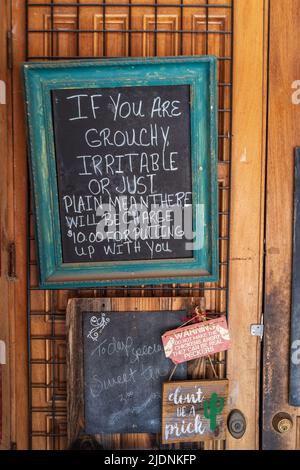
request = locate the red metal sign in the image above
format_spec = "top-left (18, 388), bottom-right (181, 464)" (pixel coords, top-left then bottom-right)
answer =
top-left (162, 316), bottom-right (231, 364)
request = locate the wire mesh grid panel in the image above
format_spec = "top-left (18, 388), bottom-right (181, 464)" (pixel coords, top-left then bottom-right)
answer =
top-left (26, 0), bottom-right (233, 450)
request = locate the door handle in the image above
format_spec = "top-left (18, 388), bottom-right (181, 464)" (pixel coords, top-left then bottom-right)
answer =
top-left (272, 413), bottom-right (293, 434)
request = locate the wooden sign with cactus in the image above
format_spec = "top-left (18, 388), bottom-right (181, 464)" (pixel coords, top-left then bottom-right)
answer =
top-left (162, 380), bottom-right (228, 443)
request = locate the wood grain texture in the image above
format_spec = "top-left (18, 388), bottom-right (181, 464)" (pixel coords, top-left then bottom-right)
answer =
top-left (11, 0), bottom-right (29, 450)
top-left (263, 0), bottom-right (300, 450)
top-left (23, 57), bottom-right (219, 288)
top-left (25, 0), bottom-right (230, 451)
top-left (9, 0), bottom-right (266, 450)
top-left (226, 0), bottom-right (268, 450)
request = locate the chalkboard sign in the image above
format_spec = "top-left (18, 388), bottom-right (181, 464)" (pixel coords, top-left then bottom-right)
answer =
top-left (67, 298), bottom-right (194, 443)
top-left (24, 57), bottom-right (218, 288)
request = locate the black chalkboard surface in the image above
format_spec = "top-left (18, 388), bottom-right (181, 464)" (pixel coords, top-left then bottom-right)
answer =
top-left (82, 310), bottom-right (187, 434)
top-left (52, 85), bottom-right (193, 263)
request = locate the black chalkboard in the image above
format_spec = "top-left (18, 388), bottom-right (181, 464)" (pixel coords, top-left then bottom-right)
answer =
top-left (290, 148), bottom-right (300, 406)
top-left (51, 85), bottom-right (193, 263)
top-left (83, 311), bottom-right (187, 434)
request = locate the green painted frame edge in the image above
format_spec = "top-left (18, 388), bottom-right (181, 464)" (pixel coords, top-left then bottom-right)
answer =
top-left (23, 56), bottom-right (219, 288)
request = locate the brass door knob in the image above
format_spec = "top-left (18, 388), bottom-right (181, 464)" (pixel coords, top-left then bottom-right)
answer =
top-left (272, 413), bottom-right (293, 434)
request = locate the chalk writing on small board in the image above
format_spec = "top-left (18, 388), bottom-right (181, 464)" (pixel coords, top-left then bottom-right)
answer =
top-left (162, 380), bottom-right (228, 444)
top-left (83, 311), bottom-right (187, 434)
top-left (52, 85), bottom-right (193, 264)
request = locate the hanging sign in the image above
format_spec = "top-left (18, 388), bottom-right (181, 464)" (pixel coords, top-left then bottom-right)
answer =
top-left (162, 316), bottom-right (230, 364)
top-left (23, 57), bottom-right (218, 288)
top-left (0, 341), bottom-right (5, 444)
top-left (162, 380), bottom-right (228, 444)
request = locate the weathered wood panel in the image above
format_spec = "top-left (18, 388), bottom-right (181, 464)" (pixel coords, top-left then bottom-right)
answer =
top-left (263, 0), bottom-right (300, 450)
top-left (226, 0), bottom-right (267, 450)
top-left (7, 0), bottom-right (267, 450)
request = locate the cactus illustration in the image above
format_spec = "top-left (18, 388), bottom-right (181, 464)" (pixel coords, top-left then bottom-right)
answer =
top-left (203, 393), bottom-right (225, 431)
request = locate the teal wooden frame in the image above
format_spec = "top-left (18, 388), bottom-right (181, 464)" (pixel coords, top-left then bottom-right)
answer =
top-left (23, 57), bottom-right (218, 288)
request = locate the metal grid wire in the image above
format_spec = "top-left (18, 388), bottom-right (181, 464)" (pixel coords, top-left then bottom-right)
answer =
top-left (26, 0), bottom-right (234, 450)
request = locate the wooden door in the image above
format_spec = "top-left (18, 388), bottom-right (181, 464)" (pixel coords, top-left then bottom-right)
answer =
top-left (1, 0), bottom-right (267, 450)
top-left (263, 0), bottom-right (300, 450)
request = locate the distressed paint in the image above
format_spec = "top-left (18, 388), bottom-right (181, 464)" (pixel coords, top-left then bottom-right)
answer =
top-left (23, 57), bottom-right (218, 288)
top-left (162, 316), bottom-right (230, 364)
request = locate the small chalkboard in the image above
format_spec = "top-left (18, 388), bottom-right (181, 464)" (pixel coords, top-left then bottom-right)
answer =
top-left (24, 57), bottom-right (218, 288)
top-left (67, 298), bottom-right (195, 443)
